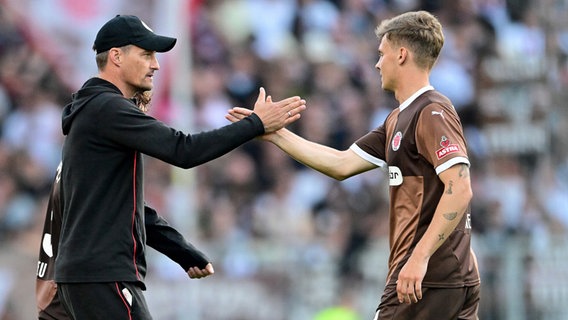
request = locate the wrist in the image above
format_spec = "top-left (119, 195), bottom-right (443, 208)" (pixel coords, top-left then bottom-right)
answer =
top-left (411, 246), bottom-right (431, 262)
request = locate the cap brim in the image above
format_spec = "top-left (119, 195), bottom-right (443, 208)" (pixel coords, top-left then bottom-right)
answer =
top-left (135, 35), bottom-right (177, 52)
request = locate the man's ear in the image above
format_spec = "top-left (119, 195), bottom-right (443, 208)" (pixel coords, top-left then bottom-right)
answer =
top-left (109, 48), bottom-right (122, 65)
top-left (398, 47), bottom-right (408, 65)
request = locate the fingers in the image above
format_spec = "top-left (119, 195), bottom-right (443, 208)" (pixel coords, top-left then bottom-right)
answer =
top-left (286, 100), bottom-right (306, 118)
top-left (227, 98), bottom-right (306, 124)
top-left (225, 114), bottom-right (238, 123)
top-left (396, 280), bottom-right (420, 304)
top-left (205, 263), bottom-right (215, 274)
top-left (234, 88), bottom-right (307, 133)
top-left (415, 281), bottom-right (422, 301)
top-left (187, 263), bottom-right (215, 279)
top-left (282, 100), bottom-right (306, 125)
top-left (231, 107), bottom-right (253, 118)
top-left (255, 87), bottom-right (266, 105)
top-left (225, 107), bottom-right (253, 123)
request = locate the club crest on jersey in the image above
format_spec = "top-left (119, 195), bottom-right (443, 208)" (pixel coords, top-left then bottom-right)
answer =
top-left (392, 131), bottom-right (402, 151)
top-left (436, 136), bottom-right (460, 159)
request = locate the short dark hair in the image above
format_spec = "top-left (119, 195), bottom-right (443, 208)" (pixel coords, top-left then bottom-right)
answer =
top-left (93, 45), bottom-right (131, 71)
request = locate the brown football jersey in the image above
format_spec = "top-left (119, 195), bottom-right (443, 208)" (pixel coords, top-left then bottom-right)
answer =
top-left (351, 87), bottom-right (480, 288)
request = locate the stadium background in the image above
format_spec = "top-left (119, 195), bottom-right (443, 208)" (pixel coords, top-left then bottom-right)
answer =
top-left (0, 0), bottom-right (567, 319)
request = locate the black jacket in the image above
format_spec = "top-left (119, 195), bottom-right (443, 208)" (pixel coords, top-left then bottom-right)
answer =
top-left (38, 164), bottom-right (212, 318)
top-left (55, 77), bottom-right (264, 284)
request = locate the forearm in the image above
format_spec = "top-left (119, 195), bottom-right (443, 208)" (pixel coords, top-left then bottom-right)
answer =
top-left (413, 193), bottom-right (469, 260)
top-left (147, 225), bottom-right (209, 270)
top-left (173, 114), bottom-right (264, 168)
top-left (412, 166), bottom-right (472, 260)
top-left (145, 206), bottom-right (209, 270)
top-left (269, 129), bottom-right (373, 180)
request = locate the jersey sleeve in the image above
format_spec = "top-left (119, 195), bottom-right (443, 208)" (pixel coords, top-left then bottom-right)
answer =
top-left (416, 103), bottom-right (469, 175)
top-left (350, 125), bottom-right (387, 168)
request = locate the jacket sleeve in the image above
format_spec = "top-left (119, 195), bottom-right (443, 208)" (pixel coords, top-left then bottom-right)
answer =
top-left (144, 205), bottom-right (209, 271)
top-left (95, 96), bottom-right (265, 169)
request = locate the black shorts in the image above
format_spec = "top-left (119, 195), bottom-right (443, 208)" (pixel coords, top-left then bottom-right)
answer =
top-left (57, 282), bottom-right (151, 320)
top-left (37, 279), bottom-right (71, 320)
top-left (38, 291), bottom-right (71, 320)
top-left (374, 284), bottom-right (480, 320)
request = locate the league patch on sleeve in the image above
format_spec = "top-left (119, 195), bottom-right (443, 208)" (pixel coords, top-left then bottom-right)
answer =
top-left (436, 136), bottom-right (460, 160)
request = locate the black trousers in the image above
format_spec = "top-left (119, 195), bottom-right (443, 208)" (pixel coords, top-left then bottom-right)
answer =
top-left (58, 282), bottom-right (152, 320)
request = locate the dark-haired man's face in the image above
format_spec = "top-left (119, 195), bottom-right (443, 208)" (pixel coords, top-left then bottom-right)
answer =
top-left (120, 45), bottom-right (159, 96)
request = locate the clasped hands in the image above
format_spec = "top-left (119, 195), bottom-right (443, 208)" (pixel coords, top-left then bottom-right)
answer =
top-left (226, 87), bottom-right (306, 133)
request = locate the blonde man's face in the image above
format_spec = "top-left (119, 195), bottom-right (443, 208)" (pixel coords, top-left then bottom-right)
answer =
top-left (375, 36), bottom-right (398, 92)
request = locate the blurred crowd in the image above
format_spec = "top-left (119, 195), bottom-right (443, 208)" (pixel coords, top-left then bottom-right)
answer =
top-left (0, 0), bottom-right (568, 319)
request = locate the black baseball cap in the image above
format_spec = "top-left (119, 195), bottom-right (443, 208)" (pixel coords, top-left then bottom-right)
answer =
top-left (93, 15), bottom-right (177, 54)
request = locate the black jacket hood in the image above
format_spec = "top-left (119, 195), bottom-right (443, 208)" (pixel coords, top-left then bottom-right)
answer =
top-left (62, 77), bottom-right (121, 135)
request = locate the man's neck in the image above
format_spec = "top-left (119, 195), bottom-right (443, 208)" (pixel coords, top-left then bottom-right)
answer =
top-left (395, 83), bottom-right (430, 104)
top-left (394, 70), bottom-right (431, 104)
top-left (97, 73), bottom-right (132, 98)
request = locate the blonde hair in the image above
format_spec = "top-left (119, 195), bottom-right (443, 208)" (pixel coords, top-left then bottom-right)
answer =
top-left (375, 11), bottom-right (444, 70)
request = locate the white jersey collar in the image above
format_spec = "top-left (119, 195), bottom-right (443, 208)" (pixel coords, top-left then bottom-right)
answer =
top-left (399, 85), bottom-right (434, 112)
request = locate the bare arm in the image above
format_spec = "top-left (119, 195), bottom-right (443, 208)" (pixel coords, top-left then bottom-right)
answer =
top-left (227, 107), bottom-right (376, 180)
top-left (268, 128), bottom-right (376, 180)
top-left (396, 163), bottom-right (472, 304)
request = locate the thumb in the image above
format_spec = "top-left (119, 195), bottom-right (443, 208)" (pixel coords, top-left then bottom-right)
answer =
top-left (256, 87), bottom-right (266, 104)
top-left (206, 263), bottom-right (215, 274)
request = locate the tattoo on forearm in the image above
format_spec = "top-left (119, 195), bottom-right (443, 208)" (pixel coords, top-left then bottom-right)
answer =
top-left (446, 180), bottom-right (454, 194)
top-left (458, 164), bottom-right (469, 178)
top-left (443, 212), bottom-right (458, 221)
top-left (438, 233), bottom-right (445, 240)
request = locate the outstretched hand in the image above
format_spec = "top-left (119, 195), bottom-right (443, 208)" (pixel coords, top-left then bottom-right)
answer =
top-left (187, 263), bottom-right (215, 279)
top-left (246, 87), bottom-right (306, 133)
top-left (226, 107), bottom-right (277, 141)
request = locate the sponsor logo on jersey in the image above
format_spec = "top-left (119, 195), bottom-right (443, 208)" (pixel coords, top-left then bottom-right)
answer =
top-left (436, 136), bottom-right (460, 160)
top-left (391, 131), bottom-right (402, 151)
top-left (388, 166), bottom-right (403, 186)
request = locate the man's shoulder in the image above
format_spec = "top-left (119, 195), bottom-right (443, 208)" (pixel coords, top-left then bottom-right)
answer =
top-left (416, 90), bottom-right (453, 109)
top-left (86, 90), bottom-right (135, 112)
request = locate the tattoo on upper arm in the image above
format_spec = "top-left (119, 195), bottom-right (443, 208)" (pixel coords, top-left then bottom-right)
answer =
top-left (446, 180), bottom-right (454, 194)
top-left (438, 233), bottom-right (445, 240)
top-left (443, 212), bottom-right (458, 221)
top-left (458, 164), bottom-right (469, 179)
